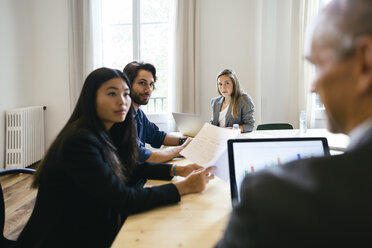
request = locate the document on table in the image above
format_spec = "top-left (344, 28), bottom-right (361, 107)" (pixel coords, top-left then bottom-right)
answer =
top-left (180, 123), bottom-right (240, 181)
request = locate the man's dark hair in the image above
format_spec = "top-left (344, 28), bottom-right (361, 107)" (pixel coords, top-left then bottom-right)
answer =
top-left (123, 61), bottom-right (157, 89)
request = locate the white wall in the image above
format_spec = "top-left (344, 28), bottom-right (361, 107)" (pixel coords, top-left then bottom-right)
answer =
top-left (199, 0), bottom-right (261, 124)
top-left (0, 0), bottom-right (70, 169)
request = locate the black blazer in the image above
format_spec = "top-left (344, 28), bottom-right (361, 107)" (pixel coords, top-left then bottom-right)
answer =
top-left (217, 132), bottom-right (372, 247)
top-left (17, 125), bottom-right (180, 248)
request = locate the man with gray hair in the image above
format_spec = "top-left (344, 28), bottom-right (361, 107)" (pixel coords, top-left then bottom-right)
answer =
top-left (216, 0), bottom-right (372, 246)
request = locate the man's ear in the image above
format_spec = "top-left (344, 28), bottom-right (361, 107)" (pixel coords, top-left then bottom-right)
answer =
top-left (356, 36), bottom-right (372, 94)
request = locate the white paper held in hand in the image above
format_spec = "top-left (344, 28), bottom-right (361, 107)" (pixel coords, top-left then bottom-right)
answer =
top-left (180, 123), bottom-right (241, 181)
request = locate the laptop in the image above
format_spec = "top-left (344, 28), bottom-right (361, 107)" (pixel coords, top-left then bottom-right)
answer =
top-left (227, 137), bottom-right (330, 206)
top-left (172, 112), bottom-right (204, 137)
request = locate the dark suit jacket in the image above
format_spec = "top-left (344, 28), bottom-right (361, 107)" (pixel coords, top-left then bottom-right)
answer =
top-left (17, 124), bottom-right (180, 248)
top-left (217, 129), bottom-right (372, 247)
top-left (210, 93), bottom-right (255, 133)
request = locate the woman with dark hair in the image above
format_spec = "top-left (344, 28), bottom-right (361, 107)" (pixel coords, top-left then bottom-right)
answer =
top-left (210, 69), bottom-right (255, 133)
top-left (17, 67), bottom-right (215, 248)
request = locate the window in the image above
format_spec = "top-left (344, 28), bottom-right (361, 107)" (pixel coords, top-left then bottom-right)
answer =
top-left (314, 0), bottom-right (332, 111)
top-left (100, 0), bottom-right (174, 114)
top-left (306, 0), bottom-right (332, 128)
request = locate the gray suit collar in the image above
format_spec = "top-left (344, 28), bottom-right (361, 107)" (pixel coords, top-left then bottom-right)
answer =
top-left (346, 118), bottom-right (372, 152)
top-left (217, 96), bottom-right (225, 106)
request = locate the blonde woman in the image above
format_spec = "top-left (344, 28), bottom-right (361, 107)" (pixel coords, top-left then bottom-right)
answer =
top-left (210, 69), bottom-right (255, 133)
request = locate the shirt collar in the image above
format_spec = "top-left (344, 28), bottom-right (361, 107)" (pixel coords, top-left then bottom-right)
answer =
top-left (347, 117), bottom-right (372, 151)
top-left (132, 105), bottom-right (138, 118)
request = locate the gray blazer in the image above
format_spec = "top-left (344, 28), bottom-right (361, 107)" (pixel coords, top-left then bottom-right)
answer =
top-left (210, 93), bottom-right (255, 133)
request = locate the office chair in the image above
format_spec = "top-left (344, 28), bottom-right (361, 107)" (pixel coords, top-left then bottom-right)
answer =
top-left (256, 123), bottom-right (293, 130)
top-left (0, 168), bottom-right (36, 248)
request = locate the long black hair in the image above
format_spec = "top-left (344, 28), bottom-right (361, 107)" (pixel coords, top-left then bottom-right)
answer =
top-left (33, 67), bottom-right (138, 187)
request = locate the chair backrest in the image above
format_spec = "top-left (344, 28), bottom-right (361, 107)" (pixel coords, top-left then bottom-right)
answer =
top-left (256, 123), bottom-right (293, 131)
top-left (0, 168), bottom-right (36, 247)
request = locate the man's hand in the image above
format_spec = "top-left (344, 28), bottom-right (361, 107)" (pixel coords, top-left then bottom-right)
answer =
top-left (180, 137), bottom-right (192, 148)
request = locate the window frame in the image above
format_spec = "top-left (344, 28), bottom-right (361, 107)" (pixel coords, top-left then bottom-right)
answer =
top-left (100, 0), bottom-right (173, 130)
top-left (309, 0), bottom-right (331, 128)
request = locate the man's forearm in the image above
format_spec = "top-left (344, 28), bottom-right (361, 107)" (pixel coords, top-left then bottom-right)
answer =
top-left (145, 146), bottom-right (183, 163)
top-left (163, 134), bottom-right (183, 146)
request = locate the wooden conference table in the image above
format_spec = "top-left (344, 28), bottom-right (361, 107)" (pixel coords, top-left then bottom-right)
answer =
top-left (111, 156), bottom-right (231, 248)
top-left (111, 129), bottom-right (349, 247)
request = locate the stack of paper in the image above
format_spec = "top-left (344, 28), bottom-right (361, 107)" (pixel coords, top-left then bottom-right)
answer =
top-left (180, 123), bottom-right (240, 181)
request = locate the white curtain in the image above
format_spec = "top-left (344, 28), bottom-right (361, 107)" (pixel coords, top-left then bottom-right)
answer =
top-left (67, 0), bottom-right (102, 111)
top-left (253, 0), bottom-right (319, 128)
top-left (167, 0), bottom-right (200, 131)
top-left (172, 0), bottom-right (200, 114)
top-left (299, 0), bottom-right (321, 128)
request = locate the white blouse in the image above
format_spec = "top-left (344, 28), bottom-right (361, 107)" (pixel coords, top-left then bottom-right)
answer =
top-left (219, 104), bottom-right (229, 127)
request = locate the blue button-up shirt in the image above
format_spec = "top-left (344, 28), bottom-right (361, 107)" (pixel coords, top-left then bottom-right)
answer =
top-left (134, 108), bottom-right (167, 162)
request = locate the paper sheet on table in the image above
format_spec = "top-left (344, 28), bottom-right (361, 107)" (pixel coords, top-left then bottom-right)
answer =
top-left (180, 123), bottom-right (240, 180)
top-left (212, 149), bottom-right (229, 181)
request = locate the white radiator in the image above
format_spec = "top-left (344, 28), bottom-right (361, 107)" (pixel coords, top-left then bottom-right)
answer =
top-left (5, 106), bottom-right (45, 169)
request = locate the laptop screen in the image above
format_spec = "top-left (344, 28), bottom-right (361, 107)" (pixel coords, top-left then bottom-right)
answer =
top-left (227, 137), bottom-right (330, 205)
